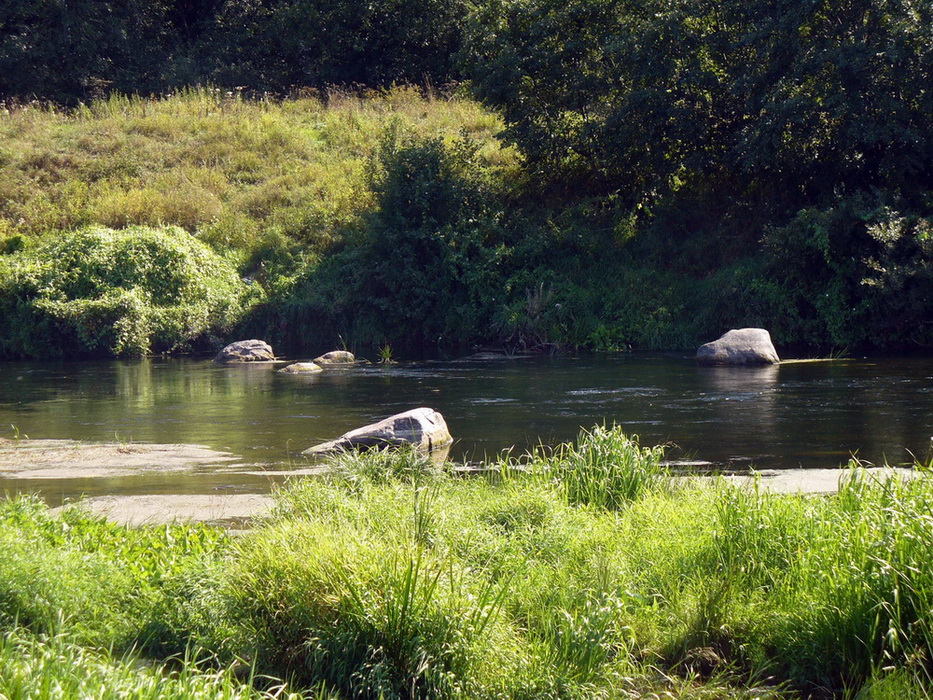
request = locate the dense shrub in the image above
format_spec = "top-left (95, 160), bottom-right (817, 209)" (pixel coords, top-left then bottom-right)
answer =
top-left (207, 0), bottom-right (465, 93)
top-left (0, 225), bottom-right (251, 358)
top-left (760, 196), bottom-right (933, 349)
top-left (464, 0), bottom-right (933, 204)
top-left (277, 130), bottom-right (508, 347)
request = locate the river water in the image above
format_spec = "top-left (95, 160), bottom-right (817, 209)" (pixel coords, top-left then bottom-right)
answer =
top-left (1, 354), bottom-right (931, 500)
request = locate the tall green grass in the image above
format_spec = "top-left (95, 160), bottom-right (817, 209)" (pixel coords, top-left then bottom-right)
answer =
top-left (554, 424), bottom-right (667, 509)
top-left (0, 494), bottom-right (229, 652)
top-left (0, 626), bottom-right (320, 700)
top-left (0, 437), bottom-right (931, 697)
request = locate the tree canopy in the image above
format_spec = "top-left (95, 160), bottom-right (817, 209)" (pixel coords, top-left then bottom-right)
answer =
top-left (464, 0), bottom-right (933, 209)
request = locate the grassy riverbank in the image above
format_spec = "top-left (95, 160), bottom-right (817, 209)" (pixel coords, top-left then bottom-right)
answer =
top-left (3, 89), bottom-right (930, 359)
top-left (1, 428), bottom-right (931, 698)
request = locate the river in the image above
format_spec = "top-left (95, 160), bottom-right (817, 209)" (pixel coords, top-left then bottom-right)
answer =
top-left (1, 354), bottom-right (931, 501)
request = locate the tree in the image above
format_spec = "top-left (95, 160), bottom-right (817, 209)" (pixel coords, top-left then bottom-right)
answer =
top-left (463, 0), bottom-right (933, 208)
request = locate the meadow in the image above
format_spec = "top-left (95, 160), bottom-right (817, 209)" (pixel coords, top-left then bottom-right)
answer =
top-left (0, 87), bottom-right (510, 251)
top-left (1, 427), bottom-right (931, 698)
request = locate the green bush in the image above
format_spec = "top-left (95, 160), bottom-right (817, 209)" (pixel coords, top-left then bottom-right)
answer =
top-left (0, 225), bottom-right (252, 358)
top-left (761, 196), bottom-right (933, 349)
top-left (0, 0), bottom-right (468, 104)
top-left (279, 130), bottom-right (508, 347)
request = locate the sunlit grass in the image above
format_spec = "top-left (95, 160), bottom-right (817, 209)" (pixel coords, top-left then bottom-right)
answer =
top-left (0, 435), bottom-right (931, 697)
top-left (0, 626), bottom-right (322, 699)
top-left (0, 87), bottom-right (515, 263)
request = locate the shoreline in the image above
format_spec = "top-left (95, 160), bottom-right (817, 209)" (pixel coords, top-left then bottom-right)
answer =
top-left (1, 438), bottom-right (921, 526)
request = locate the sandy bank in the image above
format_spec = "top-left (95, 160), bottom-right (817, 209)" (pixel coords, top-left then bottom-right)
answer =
top-left (0, 438), bottom-right (239, 479)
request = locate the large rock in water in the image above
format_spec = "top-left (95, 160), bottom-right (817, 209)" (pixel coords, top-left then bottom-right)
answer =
top-left (313, 350), bottom-right (355, 365)
top-left (303, 407), bottom-right (453, 455)
top-left (214, 339), bottom-right (275, 363)
top-left (696, 328), bottom-right (780, 365)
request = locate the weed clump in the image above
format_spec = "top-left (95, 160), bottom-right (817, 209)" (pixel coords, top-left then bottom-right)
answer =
top-left (0, 225), bottom-right (251, 357)
top-left (556, 425), bottom-right (667, 509)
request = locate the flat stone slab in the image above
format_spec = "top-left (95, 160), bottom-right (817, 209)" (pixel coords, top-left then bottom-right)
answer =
top-left (0, 439), bottom-right (239, 479)
top-left (717, 467), bottom-right (918, 494)
top-left (57, 494), bottom-right (273, 528)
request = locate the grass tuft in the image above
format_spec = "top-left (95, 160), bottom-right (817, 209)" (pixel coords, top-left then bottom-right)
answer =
top-left (555, 424), bottom-right (667, 509)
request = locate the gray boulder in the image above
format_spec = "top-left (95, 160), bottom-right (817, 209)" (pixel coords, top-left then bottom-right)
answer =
top-left (278, 362), bottom-right (323, 374)
top-left (313, 350), bottom-right (355, 365)
top-left (696, 328), bottom-right (780, 365)
top-left (214, 339), bottom-right (275, 363)
top-left (303, 407), bottom-right (453, 455)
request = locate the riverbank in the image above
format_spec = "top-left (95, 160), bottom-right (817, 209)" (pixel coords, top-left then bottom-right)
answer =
top-left (3, 90), bottom-right (930, 359)
top-left (1, 437), bottom-right (922, 527)
top-left (1, 429), bottom-right (931, 698)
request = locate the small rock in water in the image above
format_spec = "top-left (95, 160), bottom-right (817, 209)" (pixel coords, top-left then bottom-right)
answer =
top-left (456, 351), bottom-right (509, 361)
top-left (279, 362), bottom-right (323, 374)
top-left (313, 350), bottom-right (355, 365)
top-left (214, 339), bottom-right (275, 363)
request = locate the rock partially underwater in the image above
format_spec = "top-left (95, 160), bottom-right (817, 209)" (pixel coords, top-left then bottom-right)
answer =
top-left (696, 328), bottom-right (780, 365)
top-left (313, 350), bottom-right (356, 365)
top-left (214, 339), bottom-right (275, 363)
top-left (303, 407), bottom-right (453, 455)
top-left (278, 362), bottom-right (323, 374)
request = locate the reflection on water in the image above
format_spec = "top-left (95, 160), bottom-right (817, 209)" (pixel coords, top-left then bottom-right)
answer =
top-left (1, 355), bottom-right (931, 499)
top-left (704, 364), bottom-right (779, 393)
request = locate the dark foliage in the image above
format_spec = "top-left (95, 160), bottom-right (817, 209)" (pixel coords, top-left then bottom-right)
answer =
top-left (0, 0), bottom-right (466, 103)
top-left (269, 130), bottom-right (508, 349)
top-left (464, 0), bottom-right (933, 207)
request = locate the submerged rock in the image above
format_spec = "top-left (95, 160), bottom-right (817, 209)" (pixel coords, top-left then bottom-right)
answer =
top-left (313, 350), bottom-right (356, 365)
top-left (696, 328), bottom-right (780, 365)
top-left (456, 351), bottom-right (509, 361)
top-left (303, 407), bottom-right (453, 455)
top-left (278, 362), bottom-right (323, 374)
top-left (214, 339), bottom-right (275, 363)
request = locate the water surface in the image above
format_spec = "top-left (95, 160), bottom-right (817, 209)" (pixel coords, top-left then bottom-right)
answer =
top-left (1, 354), bottom-right (930, 500)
